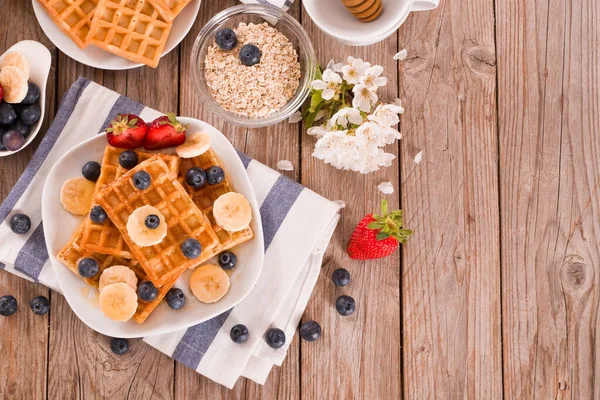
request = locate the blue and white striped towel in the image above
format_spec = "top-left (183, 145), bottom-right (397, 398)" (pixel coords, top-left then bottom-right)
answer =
top-left (0, 78), bottom-right (341, 388)
top-left (239, 0), bottom-right (294, 11)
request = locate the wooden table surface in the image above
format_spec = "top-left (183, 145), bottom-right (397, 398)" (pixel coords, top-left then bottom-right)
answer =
top-left (1, 0), bottom-right (599, 398)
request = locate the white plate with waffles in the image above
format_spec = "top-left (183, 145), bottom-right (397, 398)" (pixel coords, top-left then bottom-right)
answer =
top-left (32, 0), bottom-right (201, 70)
top-left (41, 117), bottom-right (264, 338)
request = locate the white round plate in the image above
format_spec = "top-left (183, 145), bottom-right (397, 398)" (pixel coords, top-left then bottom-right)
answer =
top-left (0, 40), bottom-right (51, 157)
top-left (32, 0), bottom-right (201, 70)
top-left (42, 117), bottom-right (264, 338)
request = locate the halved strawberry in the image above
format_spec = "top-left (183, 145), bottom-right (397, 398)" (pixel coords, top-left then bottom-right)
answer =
top-left (106, 114), bottom-right (147, 149)
top-left (144, 113), bottom-right (188, 150)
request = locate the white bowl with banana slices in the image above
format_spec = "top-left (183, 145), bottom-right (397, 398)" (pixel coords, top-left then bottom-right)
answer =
top-left (0, 41), bottom-right (52, 157)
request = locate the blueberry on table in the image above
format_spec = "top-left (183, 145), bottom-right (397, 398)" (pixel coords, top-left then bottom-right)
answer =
top-left (133, 170), bottom-right (151, 190)
top-left (119, 150), bottom-right (138, 169)
top-left (166, 288), bottom-right (186, 310)
top-left (21, 83), bottom-right (40, 105)
top-left (30, 296), bottom-right (50, 316)
top-left (185, 167), bottom-right (206, 188)
top-left (90, 205), bottom-right (108, 224)
top-left (10, 120), bottom-right (29, 137)
top-left (145, 214), bottom-right (160, 229)
top-left (239, 44), bottom-right (261, 66)
top-left (19, 104), bottom-right (41, 125)
top-left (10, 213), bottom-right (31, 234)
top-left (230, 324), bottom-right (249, 344)
top-left (181, 238), bottom-right (202, 259)
top-left (300, 320), bottom-right (322, 342)
top-left (331, 268), bottom-right (351, 287)
top-left (335, 295), bottom-right (356, 316)
top-left (110, 338), bottom-right (129, 355)
top-left (265, 328), bottom-right (286, 349)
top-left (138, 281), bottom-right (158, 302)
top-left (78, 257), bottom-right (99, 278)
top-left (0, 295), bottom-right (17, 316)
top-left (218, 251), bottom-right (237, 270)
top-left (0, 103), bottom-right (17, 126)
top-left (216, 28), bottom-right (238, 51)
top-left (82, 161), bottom-right (101, 182)
top-left (2, 130), bottom-right (25, 151)
top-left (206, 166), bottom-right (224, 185)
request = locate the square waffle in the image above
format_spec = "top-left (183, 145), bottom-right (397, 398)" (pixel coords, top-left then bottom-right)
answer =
top-left (153, 0), bottom-right (192, 21)
top-left (80, 146), bottom-right (180, 259)
top-left (179, 149), bottom-right (254, 266)
top-left (86, 0), bottom-right (172, 68)
top-left (37, 0), bottom-right (99, 48)
top-left (95, 157), bottom-right (220, 287)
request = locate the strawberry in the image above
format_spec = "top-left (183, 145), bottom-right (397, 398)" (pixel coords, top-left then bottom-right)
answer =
top-left (144, 113), bottom-right (188, 150)
top-left (106, 114), bottom-right (147, 149)
top-left (347, 199), bottom-right (412, 260)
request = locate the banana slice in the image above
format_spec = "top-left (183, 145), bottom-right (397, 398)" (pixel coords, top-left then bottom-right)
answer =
top-left (0, 66), bottom-right (28, 104)
top-left (126, 205), bottom-right (167, 247)
top-left (213, 192), bottom-right (252, 232)
top-left (99, 282), bottom-right (138, 321)
top-left (190, 264), bottom-right (230, 303)
top-left (1, 52), bottom-right (30, 79)
top-left (60, 177), bottom-right (96, 216)
top-left (99, 265), bottom-right (138, 293)
top-left (176, 132), bottom-right (211, 158)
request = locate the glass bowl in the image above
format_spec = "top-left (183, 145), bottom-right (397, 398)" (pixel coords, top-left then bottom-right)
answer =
top-left (191, 4), bottom-right (317, 128)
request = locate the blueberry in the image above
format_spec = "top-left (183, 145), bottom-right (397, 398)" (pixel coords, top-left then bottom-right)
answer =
top-left (10, 213), bottom-right (31, 234)
top-left (265, 328), bottom-right (286, 349)
top-left (166, 288), bottom-right (186, 310)
top-left (10, 120), bottom-right (29, 137)
top-left (218, 251), bottom-right (237, 270)
top-left (0, 103), bottom-right (17, 126)
top-left (78, 257), bottom-right (99, 278)
top-left (185, 167), bottom-right (206, 188)
top-left (2, 130), bottom-right (25, 151)
top-left (230, 324), bottom-right (249, 344)
top-left (82, 161), bottom-right (101, 182)
top-left (110, 338), bottom-right (129, 355)
top-left (90, 205), bottom-right (107, 224)
top-left (138, 281), bottom-right (158, 302)
top-left (181, 238), bottom-right (202, 259)
top-left (300, 320), bottom-right (321, 342)
top-left (30, 296), bottom-right (50, 316)
top-left (133, 170), bottom-right (151, 190)
top-left (0, 295), bottom-right (17, 316)
top-left (335, 295), bottom-right (356, 316)
top-left (239, 44), bottom-right (261, 66)
top-left (119, 150), bottom-right (138, 169)
top-left (145, 214), bottom-right (160, 229)
top-left (206, 166), bottom-right (225, 185)
top-left (216, 28), bottom-right (238, 51)
top-left (19, 105), bottom-right (41, 125)
top-left (21, 83), bottom-right (40, 105)
top-left (331, 268), bottom-right (350, 287)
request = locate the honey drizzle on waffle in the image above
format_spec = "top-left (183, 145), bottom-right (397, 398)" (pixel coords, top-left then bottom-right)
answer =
top-left (37, 0), bottom-right (99, 48)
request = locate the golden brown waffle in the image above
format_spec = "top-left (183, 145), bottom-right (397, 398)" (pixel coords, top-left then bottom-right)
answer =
top-left (86, 0), bottom-right (172, 68)
top-left (80, 146), bottom-right (180, 259)
top-left (37, 0), bottom-right (99, 48)
top-left (96, 157), bottom-right (220, 287)
top-left (153, 0), bottom-right (192, 21)
top-left (179, 149), bottom-right (254, 266)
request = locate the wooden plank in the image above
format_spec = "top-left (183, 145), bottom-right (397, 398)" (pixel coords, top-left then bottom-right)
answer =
top-left (398, 0), bottom-right (501, 398)
top-left (299, 10), bottom-right (402, 400)
top-left (497, 0), bottom-right (600, 398)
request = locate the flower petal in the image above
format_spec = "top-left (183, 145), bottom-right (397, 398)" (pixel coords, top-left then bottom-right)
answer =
top-left (277, 160), bottom-right (294, 171)
top-left (288, 111), bottom-right (302, 124)
top-left (322, 88), bottom-right (335, 100)
top-left (414, 150), bottom-right (423, 164)
top-left (311, 80), bottom-right (326, 90)
top-left (377, 181), bottom-right (394, 194)
top-left (394, 49), bottom-right (408, 61)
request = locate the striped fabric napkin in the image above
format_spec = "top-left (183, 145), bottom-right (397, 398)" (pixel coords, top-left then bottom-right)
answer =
top-left (0, 78), bottom-right (341, 388)
top-left (239, 0), bottom-right (294, 11)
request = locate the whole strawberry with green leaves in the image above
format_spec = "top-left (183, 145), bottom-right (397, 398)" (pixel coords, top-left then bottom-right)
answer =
top-left (347, 199), bottom-right (412, 260)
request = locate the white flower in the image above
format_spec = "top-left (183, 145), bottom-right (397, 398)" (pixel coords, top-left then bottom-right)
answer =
top-left (333, 200), bottom-right (346, 208)
top-left (307, 124), bottom-right (329, 139)
top-left (311, 69), bottom-right (343, 100)
top-left (414, 150), bottom-right (423, 164)
top-left (288, 111), bottom-right (302, 124)
top-left (394, 49), bottom-right (408, 61)
top-left (359, 65), bottom-right (387, 91)
top-left (277, 160), bottom-right (294, 171)
top-left (369, 103), bottom-right (403, 127)
top-left (342, 57), bottom-right (371, 84)
top-left (355, 121), bottom-right (400, 147)
top-left (352, 85), bottom-right (378, 112)
top-left (314, 109), bottom-right (327, 122)
top-left (377, 181), bottom-right (394, 194)
top-left (327, 107), bottom-right (363, 129)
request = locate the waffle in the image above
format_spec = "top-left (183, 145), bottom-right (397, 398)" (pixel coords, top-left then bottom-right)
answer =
top-left (80, 146), bottom-right (180, 259)
top-left (95, 157), bottom-right (220, 286)
top-left (153, 0), bottom-right (192, 21)
top-left (86, 0), bottom-right (172, 68)
top-left (37, 0), bottom-right (99, 48)
top-left (179, 149), bottom-right (254, 266)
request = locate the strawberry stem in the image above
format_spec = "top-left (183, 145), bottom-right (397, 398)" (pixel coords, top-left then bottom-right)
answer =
top-left (368, 199), bottom-right (412, 244)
